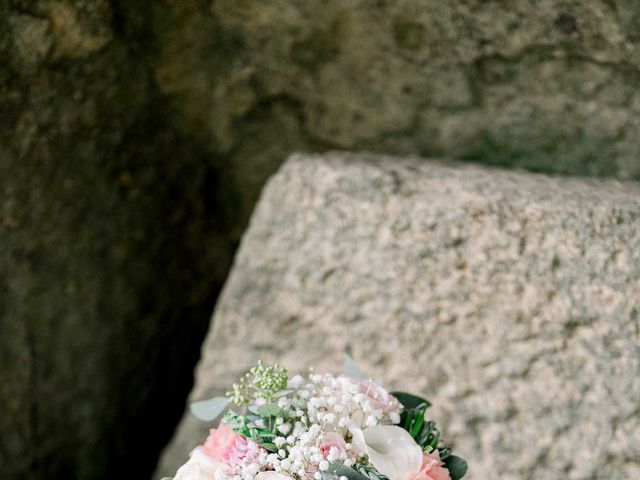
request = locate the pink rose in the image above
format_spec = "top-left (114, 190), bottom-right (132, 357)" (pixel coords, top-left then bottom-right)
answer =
top-left (319, 432), bottom-right (347, 458)
top-left (202, 423), bottom-right (263, 466)
top-left (411, 451), bottom-right (451, 480)
top-left (202, 424), bottom-right (239, 462)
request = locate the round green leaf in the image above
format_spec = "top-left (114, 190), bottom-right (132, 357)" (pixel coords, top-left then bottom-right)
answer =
top-left (256, 404), bottom-right (284, 417)
top-left (443, 455), bottom-right (468, 480)
top-left (190, 396), bottom-right (230, 421)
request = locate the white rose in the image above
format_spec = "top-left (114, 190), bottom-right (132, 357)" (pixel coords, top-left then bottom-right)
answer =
top-left (174, 447), bottom-right (226, 480)
top-left (350, 426), bottom-right (423, 480)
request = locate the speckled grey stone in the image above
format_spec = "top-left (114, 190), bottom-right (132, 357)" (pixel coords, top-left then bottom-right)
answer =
top-left (159, 153), bottom-right (640, 479)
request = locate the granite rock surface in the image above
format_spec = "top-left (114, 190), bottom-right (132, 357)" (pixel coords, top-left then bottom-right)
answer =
top-left (160, 153), bottom-right (640, 480)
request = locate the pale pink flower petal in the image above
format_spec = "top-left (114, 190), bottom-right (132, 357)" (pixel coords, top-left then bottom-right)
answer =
top-left (411, 451), bottom-right (451, 480)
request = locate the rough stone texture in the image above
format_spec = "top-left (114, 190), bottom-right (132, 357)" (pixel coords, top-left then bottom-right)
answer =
top-left (159, 0), bottom-right (640, 229)
top-left (160, 153), bottom-right (640, 480)
top-left (0, 2), bottom-right (235, 479)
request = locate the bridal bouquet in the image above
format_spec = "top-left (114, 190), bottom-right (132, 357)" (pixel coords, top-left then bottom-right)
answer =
top-left (166, 358), bottom-right (467, 480)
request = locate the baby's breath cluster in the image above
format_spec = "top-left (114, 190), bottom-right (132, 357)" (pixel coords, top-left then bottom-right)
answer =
top-left (217, 368), bottom-right (401, 480)
top-left (300, 373), bottom-right (401, 430)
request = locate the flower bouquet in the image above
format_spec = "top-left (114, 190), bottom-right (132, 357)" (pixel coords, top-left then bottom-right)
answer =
top-left (166, 357), bottom-right (467, 480)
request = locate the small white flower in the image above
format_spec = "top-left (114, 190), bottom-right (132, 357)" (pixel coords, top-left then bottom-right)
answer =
top-left (338, 417), bottom-right (350, 428)
top-left (278, 423), bottom-right (291, 435)
top-left (323, 413), bottom-right (336, 424)
top-left (255, 472), bottom-right (295, 480)
top-left (318, 460), bottom-right (329, 471)
top-left (289, 375), bottom-right (304, 388)
top-left (299, 390), bottom-right (310, 399)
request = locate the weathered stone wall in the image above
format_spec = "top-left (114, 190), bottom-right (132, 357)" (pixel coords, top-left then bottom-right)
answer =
top-left (160, 0), bottom-right (640, 223)
top-left (159, 153), bottom-right (640, 480)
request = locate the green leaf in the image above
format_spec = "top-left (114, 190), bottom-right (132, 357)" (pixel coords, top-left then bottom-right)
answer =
top-left (247, 406), bottom-right (263, 415)
top-left (273, 389), bottom-right (295, 398)
top-left (411, 409), bottom-right (425, 438)
top-left (257, 442), bottom-right (278, 451)
top-left (257, 404), bottom-right (284, 417)
top-left (190, 396), bottom-right (229, 421)
top-left (390, 391), bottom-right (431, 410)
top-left (353, 464), bottom-right (389, 480)
top-left (343, 353), bottom-right (368, 380)
top-left (425, 429), bottom-right (439, 451)
top-left (326, 463), bottom-right (370, 480)
top-left (417, 421), bottom-right (433, 446)
top-left (443, 455), bottom-right (468, 480)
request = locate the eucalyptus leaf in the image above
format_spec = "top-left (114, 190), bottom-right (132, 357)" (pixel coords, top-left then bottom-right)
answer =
top-left (354, 464), bottom-right (389, 480)
top-left (257, 404), bottom-right (284, 417)
top-left (328, 463), bottom-right (370, 480)
top-left (190, 396), bottom-right (230, 421)
top-left (248, 405), bottom-right (261, 415)
top-left (273, 389), bottom-right (295, 398)
top-left (443, 455), bottom-right (468, 480)
top-left (390, 391), bottom-right (431, 410)
top-left (343, 353), bottom-right (368, 380)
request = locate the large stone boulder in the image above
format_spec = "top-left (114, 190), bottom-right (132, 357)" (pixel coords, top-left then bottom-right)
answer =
top-left (159, 153), bottom-right (640, 480)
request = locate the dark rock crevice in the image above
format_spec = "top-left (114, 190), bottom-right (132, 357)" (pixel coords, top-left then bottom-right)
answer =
top-left (1, 1), bottom-right (237, 479)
